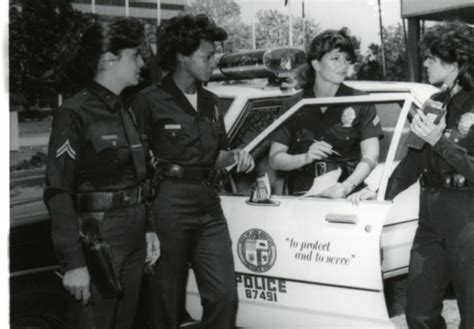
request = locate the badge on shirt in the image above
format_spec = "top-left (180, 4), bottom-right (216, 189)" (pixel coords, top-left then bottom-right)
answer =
top-left (56, 139), bottom-right (76, 160)
top-left (444, 129), bottom-right (452, 138)
top-left (341, 107), bottom-right (356, 127)
top-left (458, 112), bottom-right (474, 135)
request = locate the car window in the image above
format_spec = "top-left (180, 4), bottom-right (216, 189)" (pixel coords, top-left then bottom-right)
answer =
top-left (228, 97), bottom-right (289, 150)
top-left (375, 102), bottom-right (411, 161)
top-left (224, 95), bottom-right (414, 198)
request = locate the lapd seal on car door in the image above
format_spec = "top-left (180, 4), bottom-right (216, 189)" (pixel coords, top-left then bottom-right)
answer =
top-left (237, 228), bottom-right (276, 273)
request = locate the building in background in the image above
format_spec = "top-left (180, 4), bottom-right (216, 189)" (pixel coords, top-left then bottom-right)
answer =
top-left (401, 0), bottom-right (474, 82)
top-left (71, 0), bottom-right (187, 24)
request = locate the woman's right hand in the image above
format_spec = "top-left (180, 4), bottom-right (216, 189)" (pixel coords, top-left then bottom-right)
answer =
top-left (348, 187), bottom-right (377, 206)
top-left (63, 266), bottom-right (91, 305)
top-left (304, 140), bottom-right (333, 164)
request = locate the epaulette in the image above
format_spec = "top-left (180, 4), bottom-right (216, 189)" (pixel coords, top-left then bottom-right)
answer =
top-left (201, 86), bottom-right (218, 99)
top-left (61, 88), bottom-right (91, 111)
top-left (139, 83), bottom-right (161, 96)
top-left (282, 90), bottom-right (304, 112)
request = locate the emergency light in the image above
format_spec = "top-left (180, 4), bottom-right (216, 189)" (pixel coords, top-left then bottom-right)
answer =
top-left (210, 47), bottom-right (306, 81)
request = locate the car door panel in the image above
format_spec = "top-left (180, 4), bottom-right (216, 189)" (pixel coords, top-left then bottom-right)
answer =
top-left (185, 93), bottom-right (429, 327)
top-left (186, 195), bottom-right (394, 328)
top-left (381, 182), bottom-right (419, 277)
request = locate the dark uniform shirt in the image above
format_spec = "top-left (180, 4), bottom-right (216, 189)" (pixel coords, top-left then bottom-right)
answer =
top-left (273, 83), bottom-right (383, 159)
top-left (132, 74), bottom-right (229, 167)
top-left (386, 89), bottom-right (474, 199)
top-left (44, 82), bottom-right (148, 271)
top-left (272, 83), bottom-right (383, 192)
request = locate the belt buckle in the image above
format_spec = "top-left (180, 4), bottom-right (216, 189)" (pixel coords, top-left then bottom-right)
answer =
top-left (170, 164), bottom-right (183, 178)
top-left (315, 162), bottom-right (327, 176)
top-left (120, 190), bottom-right (132, 206)
top-left (453, 173), bottom-right (467, 189)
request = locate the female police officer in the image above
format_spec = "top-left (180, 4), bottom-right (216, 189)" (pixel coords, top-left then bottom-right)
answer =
top-left (269, 28), bottom-right (383, 197)
top-left (44, 18), bottom-right (160, 329)
top-left (384, 21), bottom-right (474, 328)
top-left (132, 14), bottom-right (254, 329)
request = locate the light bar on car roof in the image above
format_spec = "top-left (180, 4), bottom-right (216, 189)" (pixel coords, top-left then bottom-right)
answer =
top-left (210, 47), bottom-right (306, 81)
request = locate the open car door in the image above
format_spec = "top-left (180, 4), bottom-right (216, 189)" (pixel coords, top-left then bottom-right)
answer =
top-left (186, 93), bottom-right (418, 328)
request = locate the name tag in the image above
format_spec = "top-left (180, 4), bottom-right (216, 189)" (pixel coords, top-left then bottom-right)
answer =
top-left (164, 124), bottom-right (181, 130)
top-left (101, 134), bottom-right (118, 140)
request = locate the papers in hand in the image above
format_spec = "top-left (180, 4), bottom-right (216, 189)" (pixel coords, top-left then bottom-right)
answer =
top-left (301, 168), bottom-right (342, 198)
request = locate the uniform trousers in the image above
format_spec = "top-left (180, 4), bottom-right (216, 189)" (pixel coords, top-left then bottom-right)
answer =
top-left (148, 178), bottom-right (237, 329)
top-left (406, 188), bottom-right (474, 329)
top-left (67, 204), bottom-right (146, 329)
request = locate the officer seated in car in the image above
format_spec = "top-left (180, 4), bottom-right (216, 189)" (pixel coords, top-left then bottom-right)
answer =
top-left (269, 28), bottom-right (383, 197)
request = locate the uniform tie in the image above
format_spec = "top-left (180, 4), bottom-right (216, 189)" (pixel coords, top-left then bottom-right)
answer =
top-left (120, 103), bottom-right (147, 182)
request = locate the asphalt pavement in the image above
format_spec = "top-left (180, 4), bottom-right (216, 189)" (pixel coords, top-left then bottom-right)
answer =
top-left (385, 276), bottom-right (460, 328)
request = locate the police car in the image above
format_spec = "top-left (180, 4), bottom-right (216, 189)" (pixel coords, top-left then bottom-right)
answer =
top-left (185, 48), bottom-right (438, 328)
top-left (10, 48), bottom-right (437, 328)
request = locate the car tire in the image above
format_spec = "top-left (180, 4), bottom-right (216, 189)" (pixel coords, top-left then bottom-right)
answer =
top-left (10, 272), bottom-right (67, 329)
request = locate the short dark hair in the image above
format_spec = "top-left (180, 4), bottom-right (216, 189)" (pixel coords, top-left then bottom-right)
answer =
top-left (158, 14), bottom-right (227, 71)
top-left (301, 28), bottom-right (358, 89)
top-left (58, 17), bottom-right (144, 92)
top-left (422, 20), bottom-right (474, 90)
top-left (77, 17), bottom-right (145, 81)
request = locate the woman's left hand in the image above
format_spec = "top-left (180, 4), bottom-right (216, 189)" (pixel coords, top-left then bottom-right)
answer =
top-left (145, 232), bottom-right (160, 266)
top-left (411, 111), bottom-right (447, 146)
top-left (233, 149), bottom-right (255, 173)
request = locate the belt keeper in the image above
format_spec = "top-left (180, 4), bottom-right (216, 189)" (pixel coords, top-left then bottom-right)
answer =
top-left (315, 162), bottom-right (327, 176)
top-left (137, 186), bottom-right (142, 203)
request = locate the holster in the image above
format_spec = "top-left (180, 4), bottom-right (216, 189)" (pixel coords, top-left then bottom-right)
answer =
top-left (206, 168), bottom-right (227, 188)
top-left (79, 214), bottom-right (122, 299)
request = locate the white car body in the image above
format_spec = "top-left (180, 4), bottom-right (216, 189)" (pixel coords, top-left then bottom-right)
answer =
top-left (185, 80), bottom-right (439, 328)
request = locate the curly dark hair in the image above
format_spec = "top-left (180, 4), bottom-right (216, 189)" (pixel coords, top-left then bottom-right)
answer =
top-left (299, 27), bottom-right (358, 89)
top-left (421, 20), bottom-right (474, 90)
top-left (64, 17), bottom-right (144, 90)
top-left (158, 14), bottom-right (227, 71)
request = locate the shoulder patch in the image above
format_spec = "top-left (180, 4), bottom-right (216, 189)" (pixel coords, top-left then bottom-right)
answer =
top-left (56, 139), bottom-right (76, 160)
top-left (458, 112), bottom-right (474, 135)
top-left (372, 115), bottom-right (380, 126)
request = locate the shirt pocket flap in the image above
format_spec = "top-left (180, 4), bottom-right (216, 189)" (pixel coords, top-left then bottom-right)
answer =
top-left (91, 134), bottom-right (127, 153)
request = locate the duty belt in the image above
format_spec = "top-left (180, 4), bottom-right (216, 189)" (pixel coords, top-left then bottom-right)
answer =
top-left (76, 182), bottom-right (151, 212)
top-left (299, 161), bottom-right (342, 177)
top-left (159, 163), bottom-right (223, 186)
top-left (420, 172), bottom-right (471, 190)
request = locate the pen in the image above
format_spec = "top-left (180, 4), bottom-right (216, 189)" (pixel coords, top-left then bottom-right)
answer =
top-left (313, 139), bottom-right (342, 157)
top-left (331, 149), bottom-right (343, 157)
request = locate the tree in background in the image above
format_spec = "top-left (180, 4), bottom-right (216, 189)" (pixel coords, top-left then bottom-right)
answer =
top-left (185, 0), bottom-right (320, 52)
top-left (255, 9), bottom-right (320, 50)
top-left (9, 0), bottom-right (94, 109)
top-left (185, 0), bottom-right (252, 52)
top-left (357, 23), bottom-right (407, 81)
